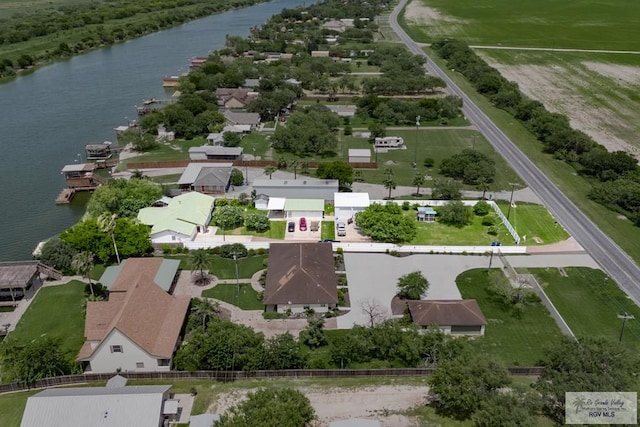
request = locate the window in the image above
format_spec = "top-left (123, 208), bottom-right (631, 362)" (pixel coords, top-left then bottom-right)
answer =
top-left (110, 345), bottom-right (123, 353)
top-left (136, 362), bottom-right (145, 369)
top-left (157, 359), bottom-right (171, 367)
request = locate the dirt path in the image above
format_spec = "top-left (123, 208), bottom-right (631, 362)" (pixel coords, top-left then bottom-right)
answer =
top-left (471, 45), bottom-right (640, 55)
top-left (209, 385), bottom-right (430, 426)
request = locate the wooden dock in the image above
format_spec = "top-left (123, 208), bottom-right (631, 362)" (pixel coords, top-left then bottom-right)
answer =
top-left (55, 188), bottom-right (75, 204)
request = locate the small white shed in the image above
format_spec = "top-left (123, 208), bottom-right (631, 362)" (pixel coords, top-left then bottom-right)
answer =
top-left (348, 148), bottom-right (371, 163)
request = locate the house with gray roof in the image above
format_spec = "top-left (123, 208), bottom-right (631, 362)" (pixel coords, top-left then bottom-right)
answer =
top-left (20, 383), bottom-right (174, 427)
top-left (223, 110), bottom-right (261, 129)
top-left (178, 162), bottom-right (233, 194)
top-left (189, 146), bottom-right (243, 161)
top-left (264, 243), bottom-right (338, 314)
top-left (253, 178), bottom-right (339, 201)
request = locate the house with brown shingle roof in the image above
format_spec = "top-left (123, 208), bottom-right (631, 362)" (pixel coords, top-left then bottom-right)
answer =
top-left (77, 258), bottom-right (190, 373)
top-left (214, 88), bottom-right (259, 109)
top-left (407, 299), bottom-right (487, 336)
top-left (264, 243), bottom-right (338, 314)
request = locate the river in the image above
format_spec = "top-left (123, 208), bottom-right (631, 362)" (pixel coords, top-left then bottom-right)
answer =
top-left (0, 0), bottom-right (310, 261)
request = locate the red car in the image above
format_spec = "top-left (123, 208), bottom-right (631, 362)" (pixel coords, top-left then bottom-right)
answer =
top-left (299, 217), bottom-right (307, 231)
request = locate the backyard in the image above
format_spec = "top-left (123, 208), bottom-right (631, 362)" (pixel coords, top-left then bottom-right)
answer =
top-left (456, 269), bottom-right (564, 366)
top-left (202, 283), bottom-right (262, 310)
top-left (169, 254), bottom-right (267, 280)
top-left (495, 201), bottom-right (569, 245)
top-left (219, 221), bottom-right (285, 240)
top-left (0, 281), bottom-right (86, 358)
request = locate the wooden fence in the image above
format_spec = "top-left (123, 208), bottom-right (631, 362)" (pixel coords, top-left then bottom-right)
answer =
top-left (125, 159), bottom-right (378, 170)
top-left (0, 367), bottom-right (544, 394)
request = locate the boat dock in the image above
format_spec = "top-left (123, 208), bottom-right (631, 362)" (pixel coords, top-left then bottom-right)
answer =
top-left (55, 188), bottom-right (76, 204)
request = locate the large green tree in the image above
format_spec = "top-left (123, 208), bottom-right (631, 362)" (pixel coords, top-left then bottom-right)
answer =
top-left (71, 251), bottom-right (95, 296)
top-left (316, 161), bottom-right (354, 189)
top-left (87, 178), bottom-right (161, 218)
top-left (212, 205), bottom-right (245, 240)
top-left (438, 201), bottom-right (472, 228)
top-left (440, 149), bottom-right (496, 185)
top-left (261, 333), bottom-right (307, 370)
top-left (271, 109), bottom-right (339, 155)
top-left (37, 239), bottom-right (77, 274)
top-left (218, 388), bottom-right (315, 427)
top-left (355, 202), bottom-right (417, 243)
top-left (2, 338), bottom-right (75, 384)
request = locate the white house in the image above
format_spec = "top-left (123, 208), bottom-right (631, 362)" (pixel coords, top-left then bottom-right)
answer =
top-left (348, 148), bottom-right (371, 163)
top-left (327, 105), bottom-right (357, 117)
top-left (20, 383), bottom-right (173, 427)
top-left (334, 192), bottom-right (370, 219)
top-left (253, 178), bottom-right (339, 201)
top-left (77, 258), bottom-right (190, 373)
top-left (156, 125), bottom-right (175, 141)
top-left (264, 243), bottom-right (338, 314)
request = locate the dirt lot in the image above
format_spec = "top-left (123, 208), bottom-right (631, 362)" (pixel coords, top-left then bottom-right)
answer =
top-left (481, 58), bottom-right (640, 158)
top-left (208, 385), bottom-right (430, 426)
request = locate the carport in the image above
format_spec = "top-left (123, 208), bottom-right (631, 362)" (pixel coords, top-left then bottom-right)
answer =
top-left (284, 199), bottom-right (324, 219)
top-left (334, 192), bottom-right (370, 220)
top-left (267, 197), bottom-right (286, 218)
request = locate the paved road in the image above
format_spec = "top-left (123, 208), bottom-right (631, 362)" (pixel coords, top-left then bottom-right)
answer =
top-left (389, 0), bottom-right (640, 304)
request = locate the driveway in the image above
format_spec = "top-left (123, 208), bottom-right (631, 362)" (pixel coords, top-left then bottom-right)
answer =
top-left (337, 252), bottom-right (601, 328)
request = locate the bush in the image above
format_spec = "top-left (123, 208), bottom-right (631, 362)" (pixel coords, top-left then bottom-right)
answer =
top-left (488, 226), bottom-right (499, 236)
top-left (473, 201), bottom-right (491, 216)
top-left (263, 312), bottom-right (288, 319)
top-left (215, 198), bottom-right (229, 207)
top-left (402, 201), bottom-right (411, 211)
top-left (423, 157), bottom-right (435, 168)
top-left (161, 244), bottom-right (172, 254)
top-left (256, 247), bottom-right (266, 255)
top-left (482, 216), bottom-right (496, 226)
top-left (219, 243), bottom-right (248, 259)
top-left (245, 213), bottom-right (270, 232)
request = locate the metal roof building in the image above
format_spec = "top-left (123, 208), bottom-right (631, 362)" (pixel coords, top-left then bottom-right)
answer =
top-left (20, 385), bottom-right (172, 427)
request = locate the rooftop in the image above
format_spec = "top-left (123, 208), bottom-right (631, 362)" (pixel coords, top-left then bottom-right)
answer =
top-left (334, 192), bottom-right (370, 208)
top-left (178, 163), bottom-right (233, 186)
top-left (253, 178), bottom-right (339, 188)
top-left (61, 163), bottom-right (95, 173)
top-left (348, 148), bottom-right (371, 156)
top-left (0, 261), bottom-right (39, 288)
top-left (99, 258), bottom-right (180, 292)
top-left (284, 198), bottom-right (325, 212)
top-left (407, 300), bottom-right (487, 327)
top-left (264, 243), bottom-right (338, 305)
top-left (189, 146), bottom-right (244, 156)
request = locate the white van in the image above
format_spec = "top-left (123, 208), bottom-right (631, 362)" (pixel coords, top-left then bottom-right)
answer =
top-left (336, 222), bottom-right (346, 237)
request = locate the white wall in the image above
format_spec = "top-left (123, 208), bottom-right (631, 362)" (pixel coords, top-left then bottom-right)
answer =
top-left (276, 303), bottom-right (332, 314)
top-left (285, 210), bottom-right (323, 219)
top-left (86, 329), bottom-right (171, 373)
top-left (150, 229), bottom-right (195, 244)
top-left (335, 206), bottom-right (365, 219)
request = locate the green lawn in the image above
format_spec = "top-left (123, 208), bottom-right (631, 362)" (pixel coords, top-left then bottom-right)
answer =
top-left (231, 221), bottom-right (285, 239)
top-left (321, 221), bottom-right (336, 240)
top-left (148, 173), bottom-right (182, 184)
top-left (341, 129), bottom-right (523, 190)
top-left (456, 269), bottom-right (564, 366)
top-left (495, 202), bottom-right (569, 245)
top-left (0, 390), bottom-right (38, 427)
top-left (531, 267), bottom-right (640, 352)
top-left (170, 254), bottom-right (267, 280)
top-left (118, 137), bottom-right (207, 170)
top-left (1, 281), bottom-right (86, 357)
top-left (403, 0), bottom-right (640, 51)
top-left (202, 283), bottom-right (262, 310)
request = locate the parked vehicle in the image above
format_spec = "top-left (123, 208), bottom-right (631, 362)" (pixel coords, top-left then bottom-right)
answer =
top-left (288, 222), bottom-right (295, 232)
top-left (299, 217), bottom-right (307, 231)
top-left (336, 221), bottom-right (346, 237)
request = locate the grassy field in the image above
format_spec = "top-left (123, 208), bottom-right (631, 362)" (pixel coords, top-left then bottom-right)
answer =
top-left (404, 0), bottom-right (640, 50)
top-left (118, 138), bottom-right (207, 169)
top-left (408, 210), bottom-right (512, 246)
top-left (222, 221), bottom-right (286, 240)
top-left (495, 202), bottom-right (569, 245)
top-left (342, 129), bottom-right (523, 190)
top-left (202, 283), bottom-right (262, 310)
top-left (456, 269), bottom-right (564, 366)
top-left (1, 281), bottom-right (86, 357)
top-left (531, 267), bottom-right (640, 352)
top-left (0, 390), bottom-right (39, 427)
top-left (321, 220), bottom-right (336, 240)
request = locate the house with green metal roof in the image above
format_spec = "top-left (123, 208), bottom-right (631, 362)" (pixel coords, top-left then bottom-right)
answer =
top-left (137, 192), bottom-right (215, 244)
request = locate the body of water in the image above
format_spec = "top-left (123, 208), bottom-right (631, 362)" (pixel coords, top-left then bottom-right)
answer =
top-left (0, 0), bottom-right (309, 261)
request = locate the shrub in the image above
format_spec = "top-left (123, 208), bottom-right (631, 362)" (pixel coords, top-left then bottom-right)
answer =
top-left (161, 244), bottom-right (172, 254)
top-left (215, 198), bottom-right (229, 207)
top-left (219, 243), bottom-right (248, 259)
top-left (423, 157), bottom-right (435, 168)
top-left (482, 216), bottom-right (496, 226)
top-left (473, 201), bottom-right (491, 216)
top-left (402, 201), bottom-right (411, 211)
top-left (488, 226), bottom-right (499, 236)
top-left (256, 248), bottom-right (266, 255)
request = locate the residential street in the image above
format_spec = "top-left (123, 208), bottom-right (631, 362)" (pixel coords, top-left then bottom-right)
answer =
top-left (389, 0), bottom-right (640, 305)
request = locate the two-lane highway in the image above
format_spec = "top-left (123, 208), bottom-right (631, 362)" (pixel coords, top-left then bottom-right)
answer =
top-left (389, 0), bottom-right (640, 304)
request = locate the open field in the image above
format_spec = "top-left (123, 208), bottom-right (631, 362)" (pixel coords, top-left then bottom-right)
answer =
top-left (404, 0), bottom-right (640, 50)
top-left (530, 267), bottom-right (640, 352)
top-left (168, 254), bottom-right (267, 280)
top-left (342, 129), bottom-right (523, 190)
top-left (495, 202), bottom-right (569, 245)
top-left (0, 281), bottom-right (86, 357)
top-left (202, 283), bottom-right (261, 310)
top-left (456, 269), bottom-right (564, 366)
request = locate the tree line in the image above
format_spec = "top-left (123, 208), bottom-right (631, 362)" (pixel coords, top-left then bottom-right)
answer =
top-left (432, 40), bottom-right (640, 224)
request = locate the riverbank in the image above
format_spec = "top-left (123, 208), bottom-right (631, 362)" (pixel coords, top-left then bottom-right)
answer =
top-left (0, 0), bottom-right (266, 82)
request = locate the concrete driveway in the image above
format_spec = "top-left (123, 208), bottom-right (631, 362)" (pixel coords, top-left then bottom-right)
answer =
top-left (337, 252), bottom-right (601, 329)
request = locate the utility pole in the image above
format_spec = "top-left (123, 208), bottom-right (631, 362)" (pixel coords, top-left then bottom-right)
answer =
top-left (472, 135), bottom-right (477, 150)
top-left (487, 247), bottom-right (498, 272)
top-left (506, 182), bottom-right (520, 220)
top-left (617, 313), bottom-right (634, 342)
top-left (413, 115), bottom-right (420, 168)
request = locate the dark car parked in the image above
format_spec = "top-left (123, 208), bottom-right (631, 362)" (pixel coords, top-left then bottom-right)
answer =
top-left (288, 222), bottom-right (295, 232)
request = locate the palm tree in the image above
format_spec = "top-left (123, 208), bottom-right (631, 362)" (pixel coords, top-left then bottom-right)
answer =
top-left (264, 166), bottom-right (277, 179)
top-left (412, 172), bottom-right (425, 196)
top-left (191, 299), bottom-right (220, 329)
top-left (189, 249), bottom-right (211, 286)
top-left (477, 178), bottom-right (490, 200)
top-left (131, 169), bottom-right (145, 179)
top-left (383, 177), bottom-right (396, 200)
top-left (72, 251), bottom-right (95, 297)
top-left (300, 162), bottom-right (310, 176)
top-left (97, 213), bottom-right (120, 264)
top-left (289, 159), bottom-right (300, 179)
